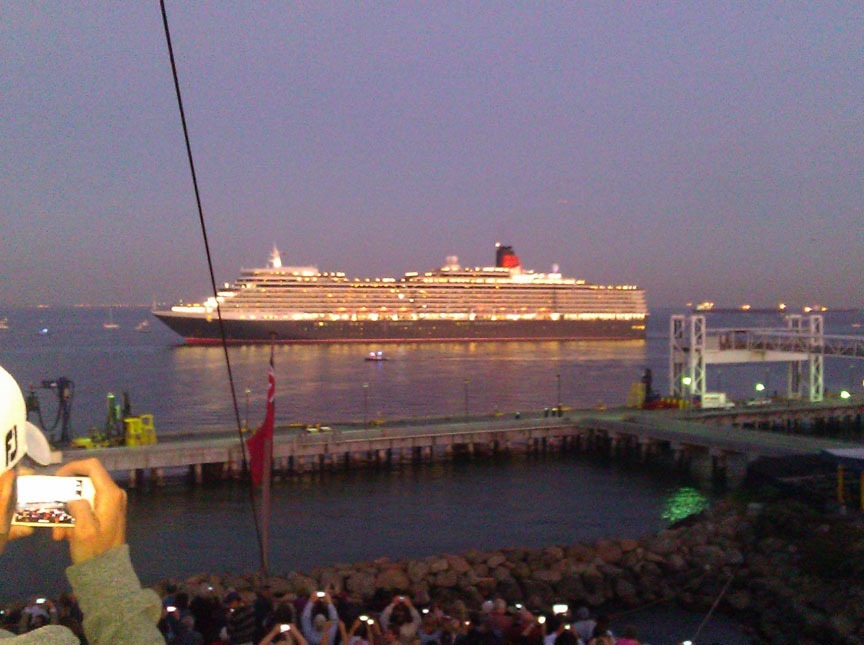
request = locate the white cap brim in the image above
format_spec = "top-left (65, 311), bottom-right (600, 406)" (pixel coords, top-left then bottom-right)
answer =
top-left (24, 421), bottom-right (52, 466)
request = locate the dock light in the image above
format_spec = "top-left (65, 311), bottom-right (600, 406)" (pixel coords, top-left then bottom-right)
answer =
top-left (682, 376), bottom-right (692, 386)
top-left (840, 390), bottom-right (851, 399)
top-left (755, 383), bottom-right (765, 392)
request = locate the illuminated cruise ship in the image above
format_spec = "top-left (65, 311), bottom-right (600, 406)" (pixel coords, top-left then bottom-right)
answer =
top-left (153, 244), bottom-right (648, 343)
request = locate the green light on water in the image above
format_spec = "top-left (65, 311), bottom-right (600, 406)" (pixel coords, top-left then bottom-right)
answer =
top-left (661, 487), bottom-right (710, 523)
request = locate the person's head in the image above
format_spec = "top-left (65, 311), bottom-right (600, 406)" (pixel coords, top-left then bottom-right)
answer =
top-left (390, 597), bottom-right (411, 625)
top-left (313, 613), bottom-right (328, 632)
top-left (492, 598), bottom-right (507, 615)
top-left (554, 630), bottom-right (578, 645)
top-left (0, 365), bottom-right (51, 477)
top-left (224, 591), bottom-right (243, 609)
top-left (575, 607), bottom-right (591, 621)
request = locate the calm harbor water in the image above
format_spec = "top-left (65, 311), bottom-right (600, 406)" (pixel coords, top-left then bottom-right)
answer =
top-left (1, 307), bottom-right (861, 642)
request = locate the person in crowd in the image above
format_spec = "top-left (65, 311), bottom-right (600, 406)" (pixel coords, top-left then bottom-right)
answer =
top-left (552, 630), bottom-right (578, 645)
top-left (379, 595), bottom-right (421, 645)
top-left (542, 615), bottom-right (566, 645)
top-left (259, 619), bottom-right (310, 645)
top-left (17, 598), bottom-right (59, 633)
top-left (454, 611), bottom-right (502, 645)
top-left (0, 459), bottom-right (164, 643)
top-left (189, 583), bottom-right (225, 644)
top-left (571, 608), bottom-right (595, 645)
top-left (503, 607), bottom-right (544, 645)
top-left (485, 600), bottom-right (512, 640)
top-left (346, 614), bottom-right (378, 645)
top-left (586, 615), bottom-right (615, 645)
top-left (300, 592), bottom-right (339, 645)
top-left (417, 609), bottom-right (442, 645)
top-left (222, 591), bottom-right (257, 645)
top-left (253, 585), bottom-right (276, 642)
top-left (613, 626), bottom-right (640, 645)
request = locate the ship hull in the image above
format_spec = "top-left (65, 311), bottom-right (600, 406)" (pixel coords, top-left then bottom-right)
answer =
top-left (153, 312), bottom-right (647, 344)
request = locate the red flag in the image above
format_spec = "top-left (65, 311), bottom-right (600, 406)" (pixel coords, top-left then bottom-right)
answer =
top-left (246, 351), bottom-right (275, 487)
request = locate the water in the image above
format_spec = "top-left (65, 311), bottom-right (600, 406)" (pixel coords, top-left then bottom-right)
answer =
top-left (1, 306), bottom-right (861, 642)
top-left (2, 307), bottom-right (861, 438)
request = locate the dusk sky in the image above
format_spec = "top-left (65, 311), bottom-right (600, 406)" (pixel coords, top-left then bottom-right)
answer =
top-left (2, 2), bottom-right (862, 309)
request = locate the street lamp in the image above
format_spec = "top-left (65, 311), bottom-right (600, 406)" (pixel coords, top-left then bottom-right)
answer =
top-left (244, 387), bottom-right (251, 431)
top-left (556, 373), bottom-right (561, 414)
top-left (755, 383), bottom-right (766, 393)
top-left (363, 383), bottom-right (369, 428)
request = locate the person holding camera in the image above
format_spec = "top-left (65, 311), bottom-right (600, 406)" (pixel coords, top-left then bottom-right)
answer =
top-left (0, 364), bottom-right (164, 643)
top-left (300, 591), bottom-right (339, 645)
top-left (379, 595), bottom-right (421, 645)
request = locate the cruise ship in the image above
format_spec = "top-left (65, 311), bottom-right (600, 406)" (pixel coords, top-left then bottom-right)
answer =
top-left (153, 244), bottom-right (648, 343)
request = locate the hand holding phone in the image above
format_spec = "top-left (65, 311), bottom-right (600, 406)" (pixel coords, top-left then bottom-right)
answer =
top-left (12, 475), bottom-right (95, 527)
top-left (50, 458), bottom-right (127, 565)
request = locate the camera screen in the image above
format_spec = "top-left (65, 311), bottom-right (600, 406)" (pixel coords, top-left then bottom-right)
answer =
top-left (12, 476), bottom-right (94, 528)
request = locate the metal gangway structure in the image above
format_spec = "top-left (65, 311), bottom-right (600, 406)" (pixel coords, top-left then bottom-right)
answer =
top-left (670, 314), bottom-right (864, 403)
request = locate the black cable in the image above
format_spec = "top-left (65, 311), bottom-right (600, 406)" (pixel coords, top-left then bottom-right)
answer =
top-left (159, 0), bottom-right (266, 571)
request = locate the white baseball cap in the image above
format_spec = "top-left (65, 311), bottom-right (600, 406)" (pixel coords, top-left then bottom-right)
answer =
top-left (0, 365), bottom-right (52, 473)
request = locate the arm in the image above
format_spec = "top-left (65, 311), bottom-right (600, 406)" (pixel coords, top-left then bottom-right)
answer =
top-left (53, 458), bottom-right (164, 644)
top-left (324, 602), bottom-right (339, 645)
top-left (300, 598), bottom-right (314, 637)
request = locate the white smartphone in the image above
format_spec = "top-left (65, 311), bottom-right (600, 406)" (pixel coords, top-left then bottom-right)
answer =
top-left (12, 476), bottom-right (95, 527)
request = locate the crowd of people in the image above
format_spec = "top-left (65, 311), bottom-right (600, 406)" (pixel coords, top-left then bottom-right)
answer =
top-left (6, 585), bottom-right (646, 645)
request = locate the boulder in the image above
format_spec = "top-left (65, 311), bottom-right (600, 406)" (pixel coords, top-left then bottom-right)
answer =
top-left (375, 567), bottom-right (410, 591)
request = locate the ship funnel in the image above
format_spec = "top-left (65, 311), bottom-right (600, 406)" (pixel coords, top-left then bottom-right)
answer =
top-left (495, 245), bottom-right (521, 269)
top-left (444, 255), bottom-right (460, 271)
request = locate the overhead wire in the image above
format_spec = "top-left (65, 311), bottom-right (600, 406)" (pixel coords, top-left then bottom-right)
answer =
top-left (158, 0), bottom-right (267, 571)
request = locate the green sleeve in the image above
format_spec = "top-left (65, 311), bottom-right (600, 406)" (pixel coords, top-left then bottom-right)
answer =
top-left (65, 544), bottom-right (165, 644)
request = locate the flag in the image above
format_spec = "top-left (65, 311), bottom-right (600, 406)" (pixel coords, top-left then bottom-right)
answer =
top-left (246, 350), bottom-right (275, 487)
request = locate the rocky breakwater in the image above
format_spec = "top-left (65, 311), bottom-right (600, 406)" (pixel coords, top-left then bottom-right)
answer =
top-left (162, 499), bottom-right (864, 643)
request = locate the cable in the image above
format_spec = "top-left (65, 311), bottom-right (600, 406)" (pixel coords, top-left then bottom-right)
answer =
top-left (159, 0), bottom-right (266, 572)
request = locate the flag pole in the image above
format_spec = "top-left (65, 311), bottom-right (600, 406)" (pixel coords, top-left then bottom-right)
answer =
top-left (260, 344), bottom-right (274, 576)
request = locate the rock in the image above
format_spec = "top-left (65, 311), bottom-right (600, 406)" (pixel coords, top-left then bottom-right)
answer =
top-left (541, 546), bottom-right (565, 564)
top-left (375, 567), bottom-right (410, 591)
top-left (594, 539), bottom-right (623, 564)
top-left (619, 539), bottom-right (639, 553)
top-left (565, 544), bottom-right (594, 561)
top-left (614, 578), bottom-right (638, 605)
top-left (487, 553), bottom-right (507, 569)
top-left (407, 560), bottom-right (430, 582)
top-left (345, 571), bottom-right (377, 598)
top-left (446, 555), bottom-right (472, 574)
top-left (435, 570), bottom-right (458, 588)
top-left (533, 569), bottom-right (562, 584)
top-left (429, 557), bottom-right (449, 574)
top-left (554, 574), bottom-right (585, 601)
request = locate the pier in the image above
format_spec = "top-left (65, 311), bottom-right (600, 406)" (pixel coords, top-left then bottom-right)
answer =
top-left (56, 399), bottom-right (864, 489)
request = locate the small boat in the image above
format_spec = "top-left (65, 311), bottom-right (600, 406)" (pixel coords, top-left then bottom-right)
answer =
top-left (135, 320), bottom-right (152, 333)
top-left (38, 327), bottom-right (50, 336)
top-left (0, 317), bottom-right (9, 331)
top-left (365, 351), bottom-right (388, 362)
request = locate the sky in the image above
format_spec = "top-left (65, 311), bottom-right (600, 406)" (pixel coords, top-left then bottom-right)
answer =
top-left (1, 2), bottom-right (862, 309)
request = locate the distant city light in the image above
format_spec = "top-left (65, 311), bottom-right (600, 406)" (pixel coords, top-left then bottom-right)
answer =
top-left (755, 383), bottom-right (765, 392)
top-left (840, 390), bottom-right (851, 399)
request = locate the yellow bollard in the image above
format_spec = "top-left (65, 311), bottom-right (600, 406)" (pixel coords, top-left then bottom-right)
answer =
top-left (124, 417), bottom-right (142, 446)
top-left (139, 413), bottom-right (157, 445)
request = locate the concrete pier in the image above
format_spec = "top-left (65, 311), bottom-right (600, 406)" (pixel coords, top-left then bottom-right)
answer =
top-left (57, 403), bottom-right (864, 488)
